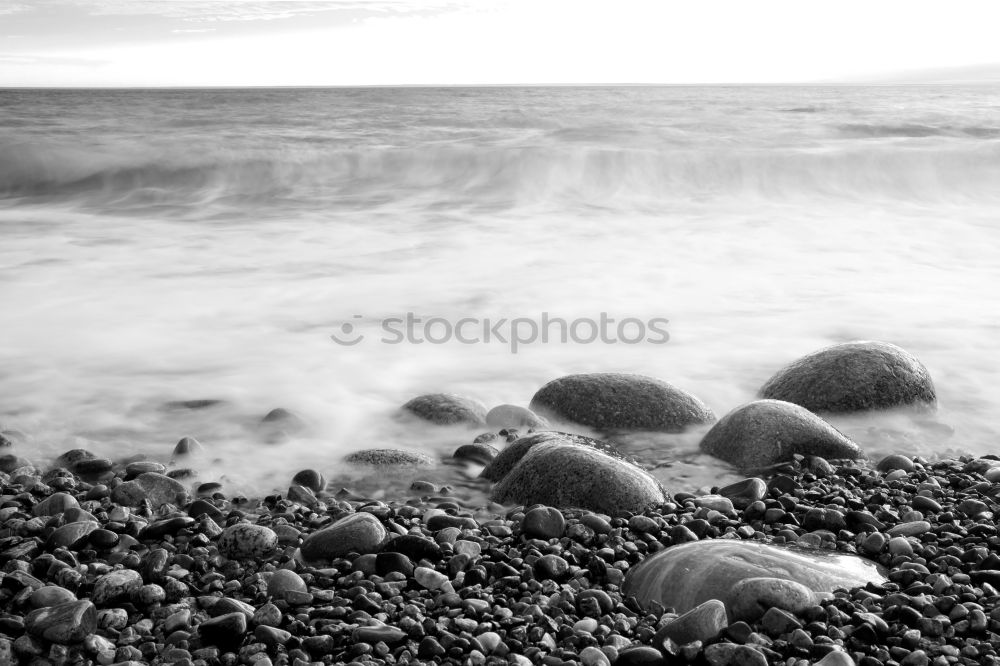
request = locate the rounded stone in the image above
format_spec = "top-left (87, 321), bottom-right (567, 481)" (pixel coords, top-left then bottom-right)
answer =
top-left (291, 469), bottom-right (325, 492)
top-left (172, 436), bottom-right (204, 457)
top-left (485, 404), bottom-right (549, 429)
top-left (266, 569), bottom-right (308, 600)
top-left (25, 600), bottom-right (97, 644)
top-left (29, 586), bottom-right (77, 609)
top-left (718, 478), bottom-right (768, 508)
top-left (343, 448), bottom-right (435, 467)
top-left (491, 439), bottom-right (666, 514)
top-left (47, 521), bottom-right (99, 549)
top-left (481, 431), bottom-right (620, 482)
top-left (32, 492), bottom-right (80, 517)
top-left (111, 472), bottom-right (188, 508)
top-left (622, 540), bottom-right (887, 614)
top-left (730, 577), bottom-right (816, 621)
top-left (615, 646), bottom-right (667, 666)
top-left (400, 393), bottom-right (488, 426)
top-left (299, 512), bottom-right (388, 563)
top-left (218, 523), bottom-right (279, 560)
top-left (655, 598), bottom-right (728, 646)
top-left (529, 372), bottom-right (714, 433)
top-left (523, 506), bottom-right (566, 540)
top-left (759, 340), bottom-right (936, 413)
top-left (453, 442), bottom-right (500, 465)
top-left (698, 400), bottom-right (863, 471)
top-left (534, 554), bottom-right (570, 580)
top-left (876, 454), bottom-right (915, 473)
top-left (92, 569), bottom-right (143, 606)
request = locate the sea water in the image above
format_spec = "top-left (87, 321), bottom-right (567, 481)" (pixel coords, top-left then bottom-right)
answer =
top-left (1, 86), bottom-right (999, 497)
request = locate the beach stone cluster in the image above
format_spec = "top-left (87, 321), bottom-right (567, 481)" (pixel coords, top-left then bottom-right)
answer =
top-left (2, 440), bottom-right (1000, 666)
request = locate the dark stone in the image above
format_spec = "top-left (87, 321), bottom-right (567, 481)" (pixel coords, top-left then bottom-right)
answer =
top-left (481, 431), bottom-right (624, 482)
top-left (197, 612), bottom-right (247, 650)
top-left (24, 600), bottom-right (96, 644)
top-left (522, 506), bottom-right (566, 540)
top-left (172, 436), bottom-right (204, 457)
top-left (758, 341), bottom-right (936, 413)
top-left (453, 443), bottom-right (499, 465)
top-left (299, 512), bottom-right (388, 563)
top-left (386, 534), bottom-right (442, 562)
top-left (291, 469), bottom-right (325, 492)
top-left (698, 400), bottom-right (863, 471)
top-left (529, 372), bottom-right (714, 433)
top-left (491, 438), bottom-right (666, 513)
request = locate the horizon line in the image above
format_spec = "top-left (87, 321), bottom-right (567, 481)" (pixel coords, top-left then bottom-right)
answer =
top-left (3, 81), bottom-right (998, 90)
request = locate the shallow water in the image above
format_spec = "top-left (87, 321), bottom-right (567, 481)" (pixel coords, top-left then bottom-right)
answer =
top-left (1, 86), bottom-right (999, 497)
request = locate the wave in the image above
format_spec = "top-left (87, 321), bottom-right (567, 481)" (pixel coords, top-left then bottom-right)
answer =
top-left (837, 123), bottom-right (1000, 139)
top-left (3, 136), bottom-right (1000, 210)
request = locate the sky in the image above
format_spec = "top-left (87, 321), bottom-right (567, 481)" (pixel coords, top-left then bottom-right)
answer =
top-left (2, 0), bottom-right (1000, 86)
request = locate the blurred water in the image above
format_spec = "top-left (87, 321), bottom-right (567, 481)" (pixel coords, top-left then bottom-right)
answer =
top-left (1, 86), bottom-right (998, 497)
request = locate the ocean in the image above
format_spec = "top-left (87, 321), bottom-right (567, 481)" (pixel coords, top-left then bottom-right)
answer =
top-left (1, 86), bottom-right (999, 497)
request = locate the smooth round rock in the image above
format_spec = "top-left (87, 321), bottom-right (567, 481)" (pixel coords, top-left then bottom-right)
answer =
top-left (718, 478), bottom-right (768, 508)
top-left (622, 540), bottom-right (887, 614)
top-left (172, 436), bottom-right (205, 457)
top-left (198, 612), bottom-right (247, 650)
top-left (92, 569), bottom-right (143, 606)
top-left (616, 646), bottom-right (667, 666)
top-left (485, 404), bottom-right (549, 429)
top-left (111, 472), bottom-right (188, 508)
top-left (32, 492), bottom-right (80, 517)
top-left (529, 372), bottom-right (714, 433)
top-left (25, 600), bottom-right (97, 644)
top-left (47, 521), bottom-right (99, 549)
top-left (523, 506), bottom-right (566, 540)
top-left (218, 523), bottom-right (279, 560)
top-left (759, 341), bottom-right (936, 413)
top-left (266, 569), bottom-right (308, 600)
top-left (299, 512), bottom-right (388, 563)
top-left (400, 393), bottom-right (487, 426)
top-left (481, 431), bottom-right (619, 482)
top-left (655, 598), bottom-right (728, 645)
top-left (343, 449), bottom-right (435, 467)
top-left (491, 439), bottom-right (666, 514)
top-left (698, 400), bottom-right (863, 471)
top-left (730, 577), bottom-right (815, 621)
top-left (29, 586), bottom-right (77, 609)
top-left (453, 443), bottom-right (499, 465)
top-left (291, 469), bottom-right (325, 492)
top-left (876, 454), bottom-right (915, 473)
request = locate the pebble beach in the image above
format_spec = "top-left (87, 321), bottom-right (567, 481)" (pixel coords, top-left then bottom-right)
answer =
top-left (3, 342), bottom-right (1000, 666)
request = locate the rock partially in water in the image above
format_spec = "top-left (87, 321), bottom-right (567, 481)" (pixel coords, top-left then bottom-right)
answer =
top-left (529, 372), bottom-right (714, 433)
top-left (481, 431), bottom-right (619, 482)
top-left (111, 472), bottom-right (188, 508)
top-left (622, 540), bottom-right (887, 615)
top-left (398, 393), bottom-right (487, 427)
top-left (344, 449), bottom-right (435, 467)
top-left (698, 400), bottom-right (863, 471)
top-left (759, 340), bottom-right (937, 413)
top-left (453, 442), bottom-right (499, 465)
top-left (299, 512), bottom-right (389, 564)
top-left (491, 439), bottom-right (666, 514)
top-left (162, 399), bottom-right (225, 411)
top-left (485, 404), bottom-right (549, 429)
top-left (291, 469), bottom-right (325, 492)
top-left (172, 436), bottom-right (204, 457)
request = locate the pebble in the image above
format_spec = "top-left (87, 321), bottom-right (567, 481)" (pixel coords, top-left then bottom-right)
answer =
top-left (92, 569), bottom-right (143, 606)
top-left (218, 523), bottom-right (279, 559)
top-left (24, 600), bottom-right (97, 644)
top-left (523, 506), bottom-right (566, 539)
top-left (657, 598), bottom-right (728, 645)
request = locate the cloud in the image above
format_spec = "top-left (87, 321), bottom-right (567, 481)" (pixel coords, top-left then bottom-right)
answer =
top-left (32, 0), bottom-right (473, 23)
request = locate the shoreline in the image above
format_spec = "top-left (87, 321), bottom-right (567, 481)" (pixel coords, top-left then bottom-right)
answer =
top-left (2, 438), bottom-right (999, 665)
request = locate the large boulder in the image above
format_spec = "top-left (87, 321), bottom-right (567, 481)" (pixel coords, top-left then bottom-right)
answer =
top-left (698, 400), bottom-right (863, 471)
top-left (529, 373), bottom-right (714, 433)
top-left (343, 449), bottom-right (435, 467)
top-left (400, 393), bottom-right (487, 426)
top-left (622, 540), bottom-right (887, 615)
top-left (759, 341), bottom-right (936, 413)
top-left (490, 439), bottom-right (666, 514)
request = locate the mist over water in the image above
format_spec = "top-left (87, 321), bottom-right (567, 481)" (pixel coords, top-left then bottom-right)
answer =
top-left (1, 86), bottom-right (999, 498)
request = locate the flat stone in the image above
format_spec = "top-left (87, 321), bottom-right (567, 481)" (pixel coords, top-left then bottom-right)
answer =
top-left (491, 439), bottom-right (666, 514)
top-left (25, 600), bottom-right (96, 644)
top-left (529, 372), bottom-right (714, 433)
top-left (655, 598), bottom-right (728, 645)
top-left (699, 400), bottom-right (863, 471)
top-left (299, 512), bottom-right (388, 563)
top-left (400, 393), bottom-right (487, 426)
top-left (218, 523), bottom-right (278, 560)
top-left (758, 340), bottom-right (936, 413)
top-left (343, 448), bottom-right (435, 466)
top-left (622, 540), bottom-right (887, 615)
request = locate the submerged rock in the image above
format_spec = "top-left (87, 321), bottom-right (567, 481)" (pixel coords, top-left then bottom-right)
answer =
top-left (698, 400), bottom-right (863, 471)
top-left (485, 404), bottom-right (549, 429)
top-left (529, 372), bottom-right (714, 433)
top-left (622, 540), bottom-right (887, 615)
top-left (400, 393), bottom-right (488, 426)
top-left (490, 439), bottom-right (666, 514)
top-left (759, 340), bottom-right (936, 413)
top-left (343, 448), bottom-right (435, 467)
